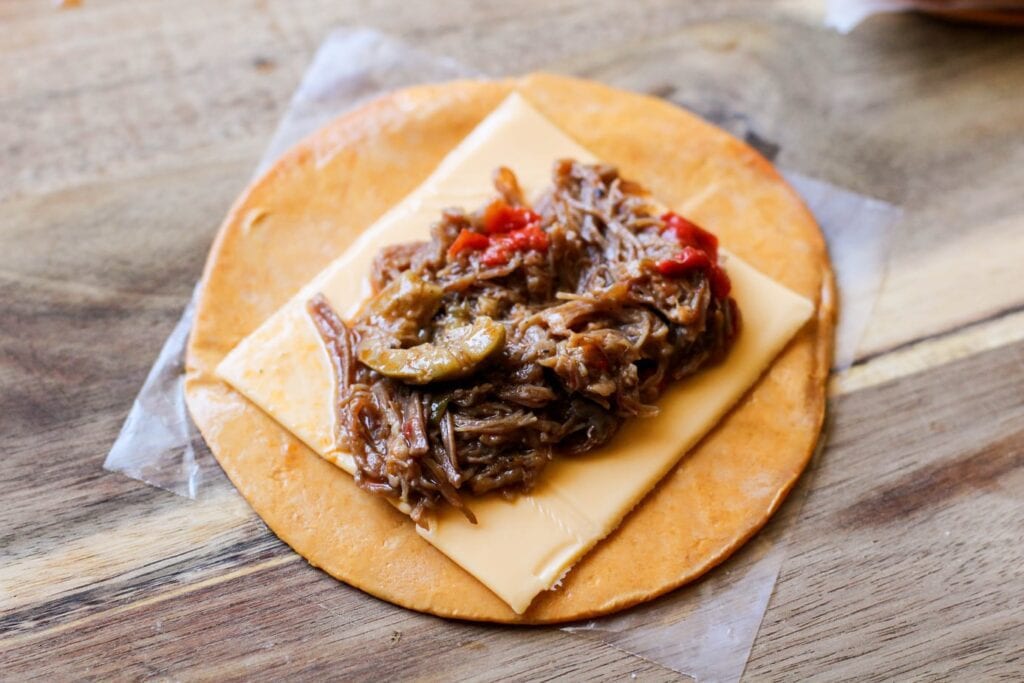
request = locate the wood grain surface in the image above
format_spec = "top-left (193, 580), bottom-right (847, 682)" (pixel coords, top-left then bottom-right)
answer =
top-left (2, 0), bottom-right (1022, 680)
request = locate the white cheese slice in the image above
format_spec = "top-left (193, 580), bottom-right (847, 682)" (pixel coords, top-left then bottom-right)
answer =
top-left (216, 93), bottom-right (814, 614)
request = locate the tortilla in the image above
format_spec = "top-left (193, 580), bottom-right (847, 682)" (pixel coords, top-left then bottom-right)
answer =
top-left (185, 73), bottom-right (835, 623)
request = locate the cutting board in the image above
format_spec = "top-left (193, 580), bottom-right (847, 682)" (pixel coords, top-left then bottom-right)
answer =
top-left (2, 1), bottom-right (1022, 678)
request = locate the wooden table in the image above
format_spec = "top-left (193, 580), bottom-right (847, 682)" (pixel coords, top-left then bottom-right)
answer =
top-left (3, 1), bottom-right (1022, 679)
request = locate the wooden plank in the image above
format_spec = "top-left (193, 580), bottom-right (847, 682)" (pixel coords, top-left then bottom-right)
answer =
top-left (2, 559), bottom-right (677, 681)
top-left (0, 0), bottom-right (730, 202)
top-left (834, 309), bottom-right (1024, 395)
top-left (2, 0), bottom-right (1024, 679)
top-left (747, 339), bottom-right (1024, 680)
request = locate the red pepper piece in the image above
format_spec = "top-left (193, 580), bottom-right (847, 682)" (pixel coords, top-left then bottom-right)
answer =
top-left (447, 228), bottom-right (490, 259)
top-left (656, 246), bottom-right (711, 277)
top-left (656, 247), bottom-right (732, 297)
top-left (481, 245), bottom-right (509, 267)
top-left (511, 225), bottom-right (549, 251)
top-left (661, 211), bottom-right (719, 261)
top-left (483, 199), bottom-right (542, 234)
top-left (482, 225), bottom-right (549, 266)
top-left (708, 263), bottom-right (731, 298)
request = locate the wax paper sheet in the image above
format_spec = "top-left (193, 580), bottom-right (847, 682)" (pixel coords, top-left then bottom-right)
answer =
top-left (103, 27), bottom-right (901, 682)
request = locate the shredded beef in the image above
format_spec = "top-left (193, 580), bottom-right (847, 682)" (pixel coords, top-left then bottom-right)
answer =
top-left (308, 160), bottom-right (739, 525)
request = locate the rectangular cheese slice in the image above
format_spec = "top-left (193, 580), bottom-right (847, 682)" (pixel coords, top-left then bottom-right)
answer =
top-left (217, 93), bottom-right (814, 614)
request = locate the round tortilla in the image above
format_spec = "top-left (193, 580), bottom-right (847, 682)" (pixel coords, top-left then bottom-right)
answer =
top-left (185, 73), bottom-right (835, 623)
